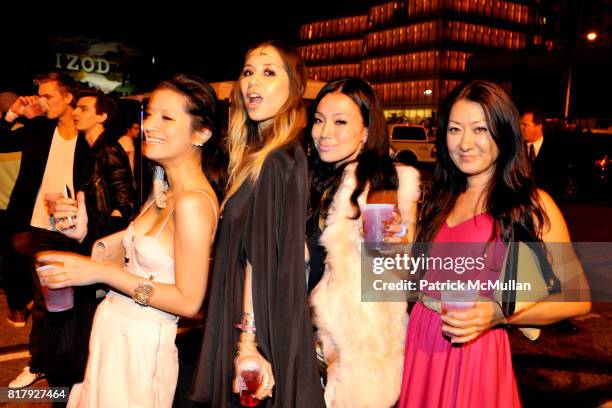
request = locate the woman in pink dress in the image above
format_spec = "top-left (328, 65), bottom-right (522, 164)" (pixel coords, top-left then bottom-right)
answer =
top-left (396, 80), bottom-right (591, 408)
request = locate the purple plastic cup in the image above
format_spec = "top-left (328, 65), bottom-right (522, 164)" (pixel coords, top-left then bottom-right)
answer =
top-left (38, 264), bottom-right (74, 312)
top-left (362, 203), bottom-right (395, 250)
top-left (440, 289), bottom-right (479, 315)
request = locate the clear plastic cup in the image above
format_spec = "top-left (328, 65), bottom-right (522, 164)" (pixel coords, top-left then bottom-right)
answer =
top-left (44, 192), bottom-right (63, 215)
top-left (237, 360), bottom-right (261, 407)
top-left (362, 204), bottom-right (395, 250)
top-left (44, 192), bottom-right (64, 231)
top-left (23, 98), bottom-right (49, 118)
top-left (440, 288), bottom-right (479, 315)
top-left (37, 264), bottom-right (74, 312)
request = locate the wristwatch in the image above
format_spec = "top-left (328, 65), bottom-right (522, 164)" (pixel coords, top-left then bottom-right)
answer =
top-left (133, 275), bottom-right (155, 306)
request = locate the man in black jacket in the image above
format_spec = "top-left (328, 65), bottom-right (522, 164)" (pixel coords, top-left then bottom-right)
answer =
top-left (64, 89), bottom-right (135, 247)
top-left (520, 109), bottom-right (569, 201)
top-left (2, 73), bottom-right (94, 392)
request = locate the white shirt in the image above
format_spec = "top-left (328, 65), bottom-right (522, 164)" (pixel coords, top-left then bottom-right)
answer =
top-left (528, 136), bottom-right (544, 158)
top-left (30, 127), bottom-right (77, 231)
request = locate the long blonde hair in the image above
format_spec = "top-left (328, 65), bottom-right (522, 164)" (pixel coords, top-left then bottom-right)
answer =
top-left (223, 41), bottom-right (307, 206)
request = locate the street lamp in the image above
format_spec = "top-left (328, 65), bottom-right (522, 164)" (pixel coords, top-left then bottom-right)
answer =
top-left (586, 32), bottom-right (598, 41)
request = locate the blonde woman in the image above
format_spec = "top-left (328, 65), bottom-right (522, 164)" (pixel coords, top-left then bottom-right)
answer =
top-left (192, 41), bottom-right (325, 408)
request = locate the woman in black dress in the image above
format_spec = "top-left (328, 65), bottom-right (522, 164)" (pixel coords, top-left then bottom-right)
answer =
top-left (191, 41), bottom-right (325, 407)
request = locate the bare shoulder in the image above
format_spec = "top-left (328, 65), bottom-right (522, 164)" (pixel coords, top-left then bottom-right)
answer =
top-left (536, 189), bottom-right (562, 222)
top-left (175, 190), bottom-right (219, 219)
top-left (536, 189), bottom-right (570, 242)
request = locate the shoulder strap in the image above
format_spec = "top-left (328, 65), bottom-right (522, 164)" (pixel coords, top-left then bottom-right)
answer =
top-left (154, 206), bottom-right (176, 239)
top-left (135, 198), bottom-right (156, 221)
top-left (191, 190), bottom-right (219, 221)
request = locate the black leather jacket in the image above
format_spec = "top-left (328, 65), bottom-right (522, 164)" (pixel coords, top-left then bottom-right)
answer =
top-left (82, 132), bottom-right (135, 249)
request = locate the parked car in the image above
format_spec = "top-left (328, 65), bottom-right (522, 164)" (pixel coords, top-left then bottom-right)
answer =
top-left (388, 124), bottom-right (436, 165)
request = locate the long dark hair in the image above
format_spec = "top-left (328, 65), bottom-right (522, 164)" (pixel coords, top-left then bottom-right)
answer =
top-left (417, 80), bottom-right (547, 244)
top-left (306, 77), bottom-right (397, 234)
top-left (156, 74), bottom-right (228, 201)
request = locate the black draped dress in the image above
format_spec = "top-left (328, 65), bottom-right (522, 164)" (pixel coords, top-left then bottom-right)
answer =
top-left (191, 141), bottom-right (325, 408)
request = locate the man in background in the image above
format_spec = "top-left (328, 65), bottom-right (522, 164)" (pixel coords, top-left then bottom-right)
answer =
top-left (520, 108), bottom-right (569, 201)
top-left (2, 73), bottom-right (92, 392)
top-left (0, 91), bottom-right (33, 328)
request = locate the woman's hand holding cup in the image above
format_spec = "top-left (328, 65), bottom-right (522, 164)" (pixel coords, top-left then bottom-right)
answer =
top-left (383, 210), bottom-right (408, 243)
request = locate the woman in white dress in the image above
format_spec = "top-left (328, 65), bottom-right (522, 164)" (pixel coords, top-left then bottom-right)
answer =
top-left (36, 74), bottom-right (227, 407)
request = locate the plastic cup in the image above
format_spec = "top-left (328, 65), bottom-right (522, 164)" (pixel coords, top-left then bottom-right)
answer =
top-left (362, 204), bottom-right (395, 250)
top-left (440, 289), bottom-right (479, 315)
top-left (37, 264), bottom-right (74, 312)
top-left (44, 192), bottom-right (63, 215)
top-left (44, 192), bottom-right (64, 231)
top-left (238, 368), bottom-right (261, 407)
top-left (23, 98), bottom-right (49, 117)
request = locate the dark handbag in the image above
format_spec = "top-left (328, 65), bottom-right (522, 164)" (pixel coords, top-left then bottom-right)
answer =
top-left (496, 223), bottom-right (562, 317)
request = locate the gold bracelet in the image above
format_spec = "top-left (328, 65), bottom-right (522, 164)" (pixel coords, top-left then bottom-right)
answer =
top-left (133, 275), bottom-right (155, 306)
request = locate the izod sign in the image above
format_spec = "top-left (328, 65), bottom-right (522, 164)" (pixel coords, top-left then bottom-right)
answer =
top-left (54, 53), bottom-right (111, 74)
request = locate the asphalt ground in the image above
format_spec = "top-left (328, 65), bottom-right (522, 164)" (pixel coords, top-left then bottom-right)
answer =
top-left (0, 201), bottom-right (610, 407)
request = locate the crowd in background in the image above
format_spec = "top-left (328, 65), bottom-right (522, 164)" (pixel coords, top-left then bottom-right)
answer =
top-left (0, 40), bottom-right (595, 408)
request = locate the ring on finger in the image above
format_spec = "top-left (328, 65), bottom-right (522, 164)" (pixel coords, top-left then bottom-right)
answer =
top-left (395, 223), bottom-right (407, 238)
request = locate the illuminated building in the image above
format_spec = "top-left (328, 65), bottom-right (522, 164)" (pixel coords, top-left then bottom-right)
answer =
top-left (298, 0), bottom-right (547, 122)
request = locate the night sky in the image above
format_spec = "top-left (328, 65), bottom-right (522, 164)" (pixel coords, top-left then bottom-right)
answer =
top-left (0, 1), bottom-right (368, 93)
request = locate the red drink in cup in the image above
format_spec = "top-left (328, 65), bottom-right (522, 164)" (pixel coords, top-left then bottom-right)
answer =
top-left (362, 204), bottom-right (395, 251)
top-left (238, 368), bottom-right (261, 407)
top-left (37, 264), bottom-right (74, 312)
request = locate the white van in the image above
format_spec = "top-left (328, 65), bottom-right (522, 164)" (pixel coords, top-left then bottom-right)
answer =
top-left (388, 124), bottom-right (436, 164)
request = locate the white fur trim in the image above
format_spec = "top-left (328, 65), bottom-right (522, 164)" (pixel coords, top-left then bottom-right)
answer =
top-left (310, 163), bottom-right (420, 407)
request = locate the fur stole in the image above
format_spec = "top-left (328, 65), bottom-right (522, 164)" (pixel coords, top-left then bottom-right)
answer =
top-left (310, 162), bottom-right (420, 408)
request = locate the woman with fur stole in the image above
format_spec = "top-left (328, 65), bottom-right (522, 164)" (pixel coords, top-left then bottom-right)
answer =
top-left (305, 78), bottom-right (421, 407)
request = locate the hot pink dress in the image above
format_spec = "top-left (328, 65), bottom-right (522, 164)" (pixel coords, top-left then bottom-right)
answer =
top-left (398, 213), bottom-right (521, 408)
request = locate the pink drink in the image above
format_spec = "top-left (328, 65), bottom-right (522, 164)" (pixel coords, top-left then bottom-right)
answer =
top-left (238, 369), bottom-right (261, 407)
top-left (44, 192), bottom-right (63, 215)
top-left (362, 204), bottom-right (395, 250)
top-left (440, 289), bottom-right (479, 315)
top-left (38, 264), bottom-right (74, 312)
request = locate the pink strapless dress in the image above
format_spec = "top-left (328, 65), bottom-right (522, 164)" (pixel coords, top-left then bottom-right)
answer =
top-left (398, 213), bottom-right (521, 408)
